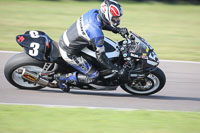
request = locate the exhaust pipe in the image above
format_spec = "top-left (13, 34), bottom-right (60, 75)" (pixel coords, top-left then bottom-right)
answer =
top-left (18, 68), bottom-right (57, 88)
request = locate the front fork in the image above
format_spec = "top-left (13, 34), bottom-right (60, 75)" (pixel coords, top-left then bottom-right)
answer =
top-left (127, 67), bottom-right (157, 86)
top-left (128, 64), bottom-right (157, 78)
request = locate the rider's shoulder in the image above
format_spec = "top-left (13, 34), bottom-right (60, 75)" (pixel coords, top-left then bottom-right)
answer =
top-left (83, 9), bottom-right (102, 26)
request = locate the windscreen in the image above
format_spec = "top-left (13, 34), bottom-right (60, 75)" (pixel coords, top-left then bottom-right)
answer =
top-left (130, 36), bottom-right (149, 59)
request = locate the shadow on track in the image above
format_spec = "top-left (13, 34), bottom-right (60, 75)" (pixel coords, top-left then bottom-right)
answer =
top-left (40, 89), bottom-right (200, 102)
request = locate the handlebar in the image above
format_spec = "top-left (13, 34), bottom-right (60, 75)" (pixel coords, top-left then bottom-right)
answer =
top-left (125, 34), bottom-right (129, 40)
top-left (125, 34), bottom-right (132, 44)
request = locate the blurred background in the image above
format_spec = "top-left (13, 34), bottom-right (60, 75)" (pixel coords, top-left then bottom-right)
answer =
top-left (0, 1), bottom-right (200, 132)
top-left (0, 0), bottom-right (200, 61)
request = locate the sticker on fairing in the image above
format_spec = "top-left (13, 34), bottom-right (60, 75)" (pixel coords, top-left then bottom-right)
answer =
top-left (147, 60), bottom-right (158, 66)
top-left (130, 53), bottom-right (139, 58)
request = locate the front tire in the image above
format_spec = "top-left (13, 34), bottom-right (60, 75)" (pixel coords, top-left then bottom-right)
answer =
top-left (4, 52), bottom-right (44, 90)
top-left (121, 67), bottom-right (166, 95)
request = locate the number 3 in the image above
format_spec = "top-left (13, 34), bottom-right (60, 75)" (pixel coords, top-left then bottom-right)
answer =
top-left (29, 42), bottom-right (40, 56)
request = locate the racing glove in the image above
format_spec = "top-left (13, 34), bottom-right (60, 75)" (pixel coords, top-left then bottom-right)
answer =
top-left (102, 25), bottom-right (129, 37)
top-left (118, 27), bottom-right (129, 38)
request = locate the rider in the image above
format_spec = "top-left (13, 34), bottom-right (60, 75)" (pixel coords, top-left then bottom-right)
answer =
top-left (57, 0), bottom-right (128, 89)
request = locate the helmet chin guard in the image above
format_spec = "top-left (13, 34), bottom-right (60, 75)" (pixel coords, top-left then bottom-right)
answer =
top-left (99, 0), bottom-right (123, 27)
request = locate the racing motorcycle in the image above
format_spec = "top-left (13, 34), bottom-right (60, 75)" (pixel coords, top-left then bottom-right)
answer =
top-left (4, 30), bottom-right (166, 95)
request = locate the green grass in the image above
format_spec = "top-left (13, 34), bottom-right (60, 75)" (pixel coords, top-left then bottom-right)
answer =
top-left (0, 104), bottom-right (200, 133)
top-left (0, 0), bottom-right (200, 61)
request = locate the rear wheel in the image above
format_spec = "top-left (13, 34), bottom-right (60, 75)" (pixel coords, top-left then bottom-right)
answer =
top-left (4, 53), bottom-right (44, 90)
top-left (120, 68), bottom-right (166, 95)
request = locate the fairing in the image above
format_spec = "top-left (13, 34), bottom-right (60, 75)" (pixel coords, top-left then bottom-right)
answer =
top-left (130, 33), bottom-right (159, 67)
top-left (81, 37), bottom-right (120, 59)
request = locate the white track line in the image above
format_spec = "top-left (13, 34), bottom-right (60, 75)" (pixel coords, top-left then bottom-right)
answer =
top-left (0, 50), bottom-right (20, 54)
top-left (160, 60), bottom-right (200, 64)
top-left (1, 50), bottom-right (200, 64)
top-left (0, 102), bottom-right (198, 113)
top-left (0, 102), bottom-right (137, 111)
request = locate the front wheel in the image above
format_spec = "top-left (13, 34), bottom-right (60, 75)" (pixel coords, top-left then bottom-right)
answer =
top-left (120, 68), bottom-right (166, 95)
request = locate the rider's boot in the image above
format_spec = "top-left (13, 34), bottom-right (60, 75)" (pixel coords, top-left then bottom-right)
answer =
top-left (55, 71), bottom-right (99, 89)
top-left (56, 72), bottom-right (78, 89)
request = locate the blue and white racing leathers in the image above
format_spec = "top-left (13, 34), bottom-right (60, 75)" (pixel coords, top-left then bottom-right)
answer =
top-left (58, 9), bottom-right (118, 84)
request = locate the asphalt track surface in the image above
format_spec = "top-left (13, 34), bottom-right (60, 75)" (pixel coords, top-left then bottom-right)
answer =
top-left (0, 52), bottom-right (200, 112)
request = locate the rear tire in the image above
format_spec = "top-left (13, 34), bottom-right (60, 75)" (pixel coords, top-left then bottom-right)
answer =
top-left (121, 67), bottom-right (166, 95)
top-left (4, 52), bottom-right (44, 90)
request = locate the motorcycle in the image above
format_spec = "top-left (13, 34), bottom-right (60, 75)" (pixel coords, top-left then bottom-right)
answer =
top-left (4, 29), bottom-right (166, 95)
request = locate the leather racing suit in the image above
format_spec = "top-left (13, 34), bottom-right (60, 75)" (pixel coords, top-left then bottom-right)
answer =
top-left (58, 9), bottom-right (119, 86)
